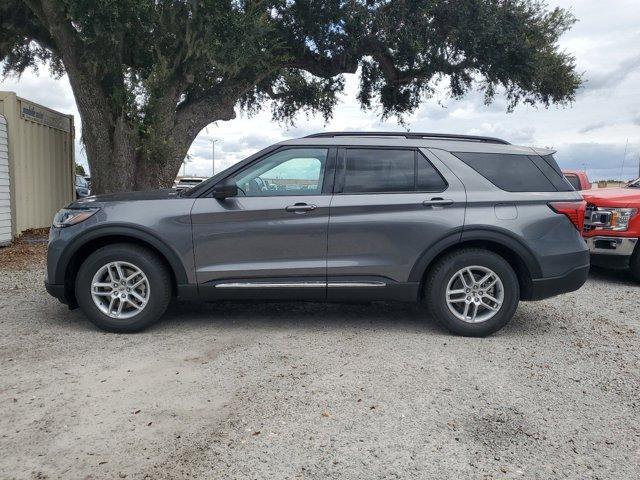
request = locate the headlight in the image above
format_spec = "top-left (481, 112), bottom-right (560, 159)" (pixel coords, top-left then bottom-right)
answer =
top-left (53, 208), bottom-right (99, 228)
top-left (589, 207), bottom-right (637, 231)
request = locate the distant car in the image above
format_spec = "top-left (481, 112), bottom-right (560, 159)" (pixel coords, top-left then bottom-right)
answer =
top-left (562, 170), bottom-right (591, 191)
top-left (174, 177), bottom-right (204, 192)
top-left (75, 175), bottom-right (90, 198)
top-left (46, 131), bottom-right (589, 336)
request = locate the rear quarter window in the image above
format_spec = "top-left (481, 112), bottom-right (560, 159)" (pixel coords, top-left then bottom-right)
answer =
top-left (564, 174), bottom-right (581, 191)
top-left (452, 152), bottom-right (572, 192)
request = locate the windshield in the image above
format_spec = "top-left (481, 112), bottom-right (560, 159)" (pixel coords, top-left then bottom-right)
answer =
top-left (76, 175), bottom-right (88, 188)
top-left (628, 178), bottom-right (640, 188)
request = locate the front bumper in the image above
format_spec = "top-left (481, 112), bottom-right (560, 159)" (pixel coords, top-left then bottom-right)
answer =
top-left (586, 236), bottom-right (638, 270)
top-left (44, 280), bottom-right (68, 304)
top-left (585, 236), bottom-right (638, 256)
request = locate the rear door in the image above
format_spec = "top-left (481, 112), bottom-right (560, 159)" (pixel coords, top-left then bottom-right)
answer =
top-left (327, 146), bottom-right (466, 300)
top-left (191, 146), bottom-right (336, 300)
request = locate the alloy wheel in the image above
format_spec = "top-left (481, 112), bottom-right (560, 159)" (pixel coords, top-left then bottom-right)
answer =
top-left (90, 261), bottom-right (150, 319)
top-left (445, 266), bottom-right (504, 323)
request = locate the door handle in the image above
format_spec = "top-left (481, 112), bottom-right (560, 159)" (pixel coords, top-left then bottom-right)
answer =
top-left (422, 197), bottom-right (454, 207)
top-left (285, 203), bottom-right (317, 213)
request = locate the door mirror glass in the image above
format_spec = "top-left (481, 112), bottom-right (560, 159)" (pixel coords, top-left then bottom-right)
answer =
top-left (212, 178), bottom-right (238, 199)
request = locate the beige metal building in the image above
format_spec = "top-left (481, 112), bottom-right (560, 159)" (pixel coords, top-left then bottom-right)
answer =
top-left (0, 92), bottom-right (75, 245)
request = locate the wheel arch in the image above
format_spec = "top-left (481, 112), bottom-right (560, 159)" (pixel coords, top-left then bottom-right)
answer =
top-left (409, 227), bottom-right (543, 301)
top-left (59, 225), bottom-right (188, 306)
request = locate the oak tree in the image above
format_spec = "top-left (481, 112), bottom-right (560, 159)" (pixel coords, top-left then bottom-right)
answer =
top-left (1, 0), bottom-right (581, 193)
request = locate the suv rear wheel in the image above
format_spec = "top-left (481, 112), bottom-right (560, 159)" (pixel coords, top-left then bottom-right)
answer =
top-left (75, 243), bottom-right (172, 333)
top-left (424, 248), bottom-right (520, 336)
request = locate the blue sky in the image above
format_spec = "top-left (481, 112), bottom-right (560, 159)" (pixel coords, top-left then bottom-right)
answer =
top-left (1, 0), bottom-right (639, 181)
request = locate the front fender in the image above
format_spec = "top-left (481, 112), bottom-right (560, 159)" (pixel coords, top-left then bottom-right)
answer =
top-left (50, 223), bottom-right (190, 286)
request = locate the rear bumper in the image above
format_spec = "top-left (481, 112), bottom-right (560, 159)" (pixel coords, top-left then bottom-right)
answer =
top-left (527, 264), bottom-right (590, 301)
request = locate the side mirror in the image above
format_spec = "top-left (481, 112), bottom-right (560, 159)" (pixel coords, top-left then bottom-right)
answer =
top-left (212, 178), bottom-right (238, 199)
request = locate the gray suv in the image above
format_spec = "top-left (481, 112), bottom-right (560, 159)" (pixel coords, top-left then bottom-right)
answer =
top-left (45, 132), bottom-right (589, 336)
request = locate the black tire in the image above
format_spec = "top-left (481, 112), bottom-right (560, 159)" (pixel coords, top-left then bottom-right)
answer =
top-left (630, 245), bottom-right (640, 283)
top-left (424, 248), bottom-right (520, 337)
top-left (75, 243), bottom-right (172, 332)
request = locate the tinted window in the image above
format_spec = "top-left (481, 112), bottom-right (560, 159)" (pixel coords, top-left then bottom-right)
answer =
top-left (343, 149), bottom-right (415, 193)
top-left (453, 152), bottom-right (558, 192)
top-left (233, 148), bottom-right (327, 196)
top-left (417, 152), bottom-right (447, 191)
top-left (564, 174), bottom-right (581, 191)
top-left (529, 155), bottom-right (573, 191)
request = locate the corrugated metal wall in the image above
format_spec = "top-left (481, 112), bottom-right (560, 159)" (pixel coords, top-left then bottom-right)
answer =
top-left (0, 92), bottom-right (75, 238)
top-left (0, 115), bottom-right (10, 245)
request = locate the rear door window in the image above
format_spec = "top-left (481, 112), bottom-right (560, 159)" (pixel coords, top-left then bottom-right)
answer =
top-left (342, 148), bottom-right (446, 193)
top-left (343, 149), bottom-right (415, 193)
top-left (452, 152), bottom-right (571, 192)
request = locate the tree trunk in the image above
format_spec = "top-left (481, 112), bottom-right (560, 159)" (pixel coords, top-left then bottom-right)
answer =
top-left (72, 92), bottom-right (207, 194)
top-left (82, 116), bottom-right (196, 194)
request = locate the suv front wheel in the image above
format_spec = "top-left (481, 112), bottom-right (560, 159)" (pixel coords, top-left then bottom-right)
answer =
top-left (424, 248), bottom-right (520, 337)
top-left (75, 243), bottom-right (172, 333)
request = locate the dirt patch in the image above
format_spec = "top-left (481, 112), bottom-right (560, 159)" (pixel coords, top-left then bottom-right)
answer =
top-left (0, 229), bottom-right (48, 270)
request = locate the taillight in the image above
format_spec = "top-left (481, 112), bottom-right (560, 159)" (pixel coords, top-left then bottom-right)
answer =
top-left (548, 201), bottom-right (587, 231)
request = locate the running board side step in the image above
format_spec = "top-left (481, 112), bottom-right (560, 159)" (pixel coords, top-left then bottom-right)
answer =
top-left (214, 281), bottom-right (386, 288)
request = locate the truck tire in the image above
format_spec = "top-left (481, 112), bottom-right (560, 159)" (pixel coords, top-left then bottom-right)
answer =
top-left (75, 243), bottom-right (172, 333)
top-left (630, 245), bottom-right (640, 283)
top-left (424, 248), bottom-right (520, 337)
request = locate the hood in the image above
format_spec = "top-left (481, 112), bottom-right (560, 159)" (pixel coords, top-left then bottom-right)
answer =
top-left (70, 188), bottom-right (179, 207)
top-left (581, 187), bottom-right (640, 208)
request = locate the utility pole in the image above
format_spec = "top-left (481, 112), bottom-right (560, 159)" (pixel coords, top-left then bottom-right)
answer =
top-left (620, 139), bottom-right (628, 180)
top-left (210, 139), bottom-right (218, 176)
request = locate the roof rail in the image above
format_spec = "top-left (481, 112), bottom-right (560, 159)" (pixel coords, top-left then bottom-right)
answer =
top-left (304, 131), bottom-right (510, 145)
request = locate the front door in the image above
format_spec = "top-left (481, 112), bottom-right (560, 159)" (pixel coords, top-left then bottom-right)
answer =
top-left (191, 147), bottom-right (335, 300)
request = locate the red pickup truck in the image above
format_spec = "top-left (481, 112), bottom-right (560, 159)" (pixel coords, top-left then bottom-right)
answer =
top-left (564, 171), bottom-right (640, 281)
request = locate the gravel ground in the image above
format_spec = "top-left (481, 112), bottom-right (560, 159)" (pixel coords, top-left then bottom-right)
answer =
top-left (0, 257), bottom-right (638, 479)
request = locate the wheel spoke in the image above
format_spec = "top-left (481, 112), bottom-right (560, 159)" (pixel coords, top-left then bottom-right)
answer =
top-left (484, 294), bottom-right (500, 305)
top-left (484, 277), bottom-right (498, 289)
top-left (92, 291), bottom-right (112, 297)
top-left (114, 263), bottom-right (126, 282)
top-left (130, 290), bottom-right (146, 303)
top-left (480, 300), bottom-right (499, 311)
top-left (470, 303), bottom-right (478, 322)
top-left (449, 298), bottom-right (467, 304)
top-left (107, 297), bottom-right (116, 314)
top-left (106, 265), bottom-right (116, 283)
top-left (125, 298), bottom-right (143, 310)
top-left (447, 288), bottom-right (465, 296)
top-left (115, 298), bottom-right (124, 315)
top-left (126, 269), bottom-right (141, 282)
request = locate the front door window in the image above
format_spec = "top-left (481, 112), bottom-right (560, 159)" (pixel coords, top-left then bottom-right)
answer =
top-left (232, 148), bottom-right (328, 196)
